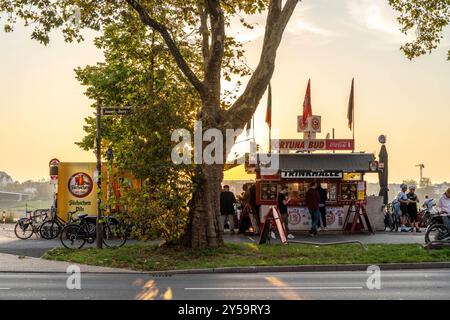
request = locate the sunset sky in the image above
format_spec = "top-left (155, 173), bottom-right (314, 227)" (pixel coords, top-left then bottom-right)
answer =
top-left (0, 0), bottom-right (449, 184)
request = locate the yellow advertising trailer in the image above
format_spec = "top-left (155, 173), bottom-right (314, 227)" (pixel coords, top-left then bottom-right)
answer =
top-left (56, 162), bottom-right (140, 220)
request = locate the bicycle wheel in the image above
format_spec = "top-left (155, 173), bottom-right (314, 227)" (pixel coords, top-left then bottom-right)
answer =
top-left (425, 224), bottom-right (449, 244)
top-left (39, 220), bottom-right (61, 239)
top-left (60, 224), bottom-right (86, 249)
top-left (423, 213), bottom-right (432, 227)
top-left (103, 219), bottom-right (128, 248)
top-left (14, 220), bottom-right (33, 240)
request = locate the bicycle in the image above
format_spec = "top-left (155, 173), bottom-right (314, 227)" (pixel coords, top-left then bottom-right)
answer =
top-left (59, 214), bottom-right (130, 249)
top-left (14, 209), bottom-right (48, 240)
top-left (424, 212), bottom-right (450, 244)
top-left (39, 208), bottom-right (79, 239)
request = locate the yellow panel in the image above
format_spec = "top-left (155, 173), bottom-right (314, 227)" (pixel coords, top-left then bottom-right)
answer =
top-left (57, 162), bottom-right (98, 221)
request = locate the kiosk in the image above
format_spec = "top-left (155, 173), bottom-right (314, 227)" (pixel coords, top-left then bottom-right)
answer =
top-left (247, 152), bottom-right (378, 232)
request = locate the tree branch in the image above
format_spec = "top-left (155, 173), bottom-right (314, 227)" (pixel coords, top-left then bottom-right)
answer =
top-left (203, 0), bottom-right (225, 99)
top-left (197, 0), bottom-right (210, 71)
top-left (225, 0), bottom-right (300, 129)
top-left (126, 0), bottom-right (206, 96)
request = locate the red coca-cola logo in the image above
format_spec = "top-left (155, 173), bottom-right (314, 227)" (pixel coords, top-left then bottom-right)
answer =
top-left (326, 140), bottom-right (354, 150)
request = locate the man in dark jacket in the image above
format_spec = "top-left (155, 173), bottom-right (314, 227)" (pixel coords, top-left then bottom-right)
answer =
top-left (220, 185), bottom-right (236, 234)
top-left (305, 182), bottom-right (321, 236)
top-left (317, 184), bottom-right (328, 231)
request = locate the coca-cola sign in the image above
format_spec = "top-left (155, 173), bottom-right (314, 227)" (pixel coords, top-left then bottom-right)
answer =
top-left (272, 139), bottom-right (354, 151)
top-left (325, 139), bottom-right (354, 150)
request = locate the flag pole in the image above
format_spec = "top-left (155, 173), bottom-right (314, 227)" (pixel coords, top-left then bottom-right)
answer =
top-left (352, 78), bottom-right (355, 152)
top-left (252, 116), bottom-right (255, 143)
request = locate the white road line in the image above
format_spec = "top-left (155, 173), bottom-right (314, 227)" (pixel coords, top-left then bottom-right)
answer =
top-left (185, 286), bottom-right (363, 290)
top-left (0, 288), bottom-right (11, 290)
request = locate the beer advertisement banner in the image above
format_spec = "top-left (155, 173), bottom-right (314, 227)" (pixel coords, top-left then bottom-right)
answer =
top-left (57, 162), bottom-right (98, 220)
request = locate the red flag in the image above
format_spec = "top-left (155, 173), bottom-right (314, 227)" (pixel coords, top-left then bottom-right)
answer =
top-left (347, 78), bottom-right (354, 130)
top-left (265, 83), bottom-right (272, 127)
top-left (302, 79), bottom-right (312, 129)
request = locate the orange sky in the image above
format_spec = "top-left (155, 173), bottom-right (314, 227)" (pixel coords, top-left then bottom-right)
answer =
top-left (0, 0), bottom-right (449, 184)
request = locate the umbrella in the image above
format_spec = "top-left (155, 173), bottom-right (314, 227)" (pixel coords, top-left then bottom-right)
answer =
top-left (378, 144), bottom-right (389, 205)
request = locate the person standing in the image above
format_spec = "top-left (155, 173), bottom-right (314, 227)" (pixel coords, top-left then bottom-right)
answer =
top-left (276, 185), bottom-right (294, 240)
top-left (2, 210), bottom-right (6, 230)
top-left (249, 184), bottom-right (260, 225)
top-left (220, 185), bottom-right (237, 234)
top-left (437, 188), bottom-right (450, 229)
top-left (317, 184), bottom-right (328, 231)
top-left (397, 184), bottom-right (409, 232)
top-left (305, 182), bottom-right (321, 237)
top-left (407, 186), bottom-right (420, 232)
top-left (422, 195), bottom-right (434, 210)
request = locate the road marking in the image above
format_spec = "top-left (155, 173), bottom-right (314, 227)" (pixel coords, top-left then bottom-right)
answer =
top-left (265, 276), bottom-right (302, 299)
top-left (185, 286), bottom-right (363, 290)
top-left (0, 288), bottom-right (11, 290)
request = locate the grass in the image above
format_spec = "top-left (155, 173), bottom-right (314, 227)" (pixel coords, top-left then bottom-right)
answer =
top-left (42, 242), bottom-right (450, 272)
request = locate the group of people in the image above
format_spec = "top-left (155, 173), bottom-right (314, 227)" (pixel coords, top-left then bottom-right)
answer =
top-left (220, 181), bottom-right (329, 239)
top-left (392, 184), bottom-right (450, 232)
top-left (219, 183), bottom-right (260, 235)
top-left (276, 182), bottom-right (328, 239)
top-left (392, 184), bottom-right (421, 232)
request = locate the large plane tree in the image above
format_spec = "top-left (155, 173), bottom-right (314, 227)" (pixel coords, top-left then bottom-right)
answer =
top-left (1, 0), bottom-right (300, 247)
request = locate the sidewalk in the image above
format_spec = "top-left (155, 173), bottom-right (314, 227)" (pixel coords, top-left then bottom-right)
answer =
top-left (0, 252), bottom-right (140, 273)
top-left (224, 230), bottom-right (426, 245)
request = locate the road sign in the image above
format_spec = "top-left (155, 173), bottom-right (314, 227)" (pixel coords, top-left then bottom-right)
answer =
top-left (102, 107), bottom-right (132, 116)
top-left (49, 158), bottom-right (60, 180)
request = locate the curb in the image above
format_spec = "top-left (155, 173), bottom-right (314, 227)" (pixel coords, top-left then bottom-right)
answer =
top-left (1, 262), bottom-right (449, 275)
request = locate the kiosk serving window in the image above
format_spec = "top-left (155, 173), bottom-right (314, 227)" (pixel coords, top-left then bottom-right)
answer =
top-left (260, 182), bottom-right (278, 201)
top-left (340, 182), bottom-right (358, 202)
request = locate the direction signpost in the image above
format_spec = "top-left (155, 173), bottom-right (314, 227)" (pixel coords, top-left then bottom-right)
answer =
top-left (95, 106), bottom-right (132, 249)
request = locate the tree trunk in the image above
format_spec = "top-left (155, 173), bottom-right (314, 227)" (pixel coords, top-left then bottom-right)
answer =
top-left (183, 163), bottom-right (224, 248)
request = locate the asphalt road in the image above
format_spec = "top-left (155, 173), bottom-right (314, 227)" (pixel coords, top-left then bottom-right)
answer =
top-left (0, 269), bottom-right (449, 300)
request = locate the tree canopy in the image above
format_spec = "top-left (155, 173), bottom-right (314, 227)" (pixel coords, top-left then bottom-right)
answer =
top-left (389, 0), bottom-right (450, 60)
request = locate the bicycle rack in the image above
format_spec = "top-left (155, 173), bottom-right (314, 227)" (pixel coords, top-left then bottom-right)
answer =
top-left (288, 240), bottom-right (367, 254)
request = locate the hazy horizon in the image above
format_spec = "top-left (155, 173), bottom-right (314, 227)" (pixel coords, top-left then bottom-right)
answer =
top-left (1, 0), bottom-right (449, 184)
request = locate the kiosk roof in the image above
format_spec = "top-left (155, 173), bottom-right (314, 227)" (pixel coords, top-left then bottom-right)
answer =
top-left (261, 153), bottom-right (376, 172)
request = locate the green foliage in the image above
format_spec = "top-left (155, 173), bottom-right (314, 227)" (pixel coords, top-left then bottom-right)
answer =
top-left (389, 0), bottom-right (450, 60)
top-left (73, 14), bottom-right (197, 243)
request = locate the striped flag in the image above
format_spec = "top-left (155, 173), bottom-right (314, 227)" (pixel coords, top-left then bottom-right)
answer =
top-left (347, 78), bottom-right (354, 130)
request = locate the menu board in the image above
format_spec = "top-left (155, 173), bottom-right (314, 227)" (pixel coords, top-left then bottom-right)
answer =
top-left (327, 183), bottom-right (338, 203)
top-left (260, 182), bottom-right (278, 201)
top-left (340, 182), bottom-right (358, 202)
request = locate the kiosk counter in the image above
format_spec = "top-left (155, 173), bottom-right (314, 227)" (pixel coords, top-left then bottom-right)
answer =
top-left (251, 153), bottom-right (377, 231)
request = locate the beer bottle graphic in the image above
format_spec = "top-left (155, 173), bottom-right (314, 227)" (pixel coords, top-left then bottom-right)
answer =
top-left (76, 174), bottom-right (84, 186)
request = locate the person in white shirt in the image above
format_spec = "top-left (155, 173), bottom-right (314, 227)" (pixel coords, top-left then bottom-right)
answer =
top-left (436, 188), bottom-right (450, 229)
top-left (422, 195), bottom-right (434, 210)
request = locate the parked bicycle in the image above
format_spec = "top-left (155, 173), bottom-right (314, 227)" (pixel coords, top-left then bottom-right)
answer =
top-left (60, 213), bottom-right (130, 249)
top-left (14, 209), bottom-right (49, 240)
top-left (424, 211), bottom-right (450, 244)
top-left (39, 208), bottom-right (79, 240)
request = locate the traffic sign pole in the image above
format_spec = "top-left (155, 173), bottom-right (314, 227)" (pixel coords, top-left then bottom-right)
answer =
top-left (96, 105), bottom-right (103, 249)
